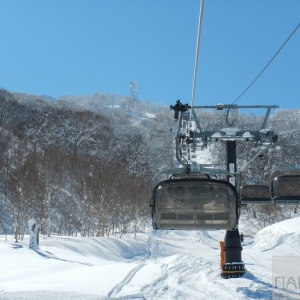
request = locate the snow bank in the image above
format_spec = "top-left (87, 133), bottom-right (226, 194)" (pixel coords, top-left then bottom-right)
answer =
top-left (253, 216), bottom-right (300, 251)
top-left (1, 220), bottom-right (300, 299)
top-left (40, 235), bottom-right (150, 261)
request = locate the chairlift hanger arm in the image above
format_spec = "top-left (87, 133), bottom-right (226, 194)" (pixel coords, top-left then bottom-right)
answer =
top-left (174, 110), bottom-right (190, 168)
top-left (261, 107), bottom-right (272, 130)
top-left (191, 108), bottom-right (202, 132)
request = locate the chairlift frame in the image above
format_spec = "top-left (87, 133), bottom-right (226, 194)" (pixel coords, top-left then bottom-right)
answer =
top-left (151, 104), bottom-right (280, 231)
top-left (150, 103), bottom-right (282, 279)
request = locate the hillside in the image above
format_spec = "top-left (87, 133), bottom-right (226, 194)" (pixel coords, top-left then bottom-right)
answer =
top-left (1, 88), bottom-right (300, 240)
top-left (0, 89), bottom-right (174, 239)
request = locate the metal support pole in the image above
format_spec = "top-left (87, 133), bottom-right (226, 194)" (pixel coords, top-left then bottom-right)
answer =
top-left (226, 141), bottom-right (236, 186)
top-left (221, 141), bottom-right (245, 278)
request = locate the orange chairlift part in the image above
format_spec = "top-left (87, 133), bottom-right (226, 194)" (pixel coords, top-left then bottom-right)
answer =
top-left (220, 241), bottom-right (225, 269)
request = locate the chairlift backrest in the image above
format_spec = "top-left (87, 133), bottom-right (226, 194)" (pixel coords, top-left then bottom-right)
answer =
top-left (150, 178), bottom-right (238, 230)
top-left (240, 184), bottom-right (271, 204)
top-left (170, 173), bottom-right (210, 180)
top-left (272, 175), bottom-right (300, 201)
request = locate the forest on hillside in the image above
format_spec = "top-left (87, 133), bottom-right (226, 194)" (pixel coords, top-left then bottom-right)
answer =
top-left (0, 89), bottom-right (299, 240)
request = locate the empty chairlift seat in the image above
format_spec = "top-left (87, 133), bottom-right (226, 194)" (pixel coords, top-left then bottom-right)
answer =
top-left (150, 178), bottom-right (238, 230)
top-left (272, 175), bottom-right (300, 205)
top-left (240, 185), bottom-right (271, 204)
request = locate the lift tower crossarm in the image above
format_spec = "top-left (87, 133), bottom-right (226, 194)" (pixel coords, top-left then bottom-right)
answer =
top-left (192, 105), bottom-right (279, 109)
top-left (189, 105), bottom-right (279, 145)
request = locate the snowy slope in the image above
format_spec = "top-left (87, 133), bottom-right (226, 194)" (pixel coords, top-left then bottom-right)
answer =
top-left (1, 217), bottom-right (300, 300)
top-left (254, 216), bottom-right (300, 252)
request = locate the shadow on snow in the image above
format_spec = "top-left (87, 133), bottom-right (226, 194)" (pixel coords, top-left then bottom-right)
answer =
top-left (237, 270), bottom-right (272, 299)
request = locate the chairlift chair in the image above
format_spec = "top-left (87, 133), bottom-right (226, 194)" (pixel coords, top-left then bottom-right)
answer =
top-left (270, 166), bottom-right (300, 204)
top-left (150, 178), bottom-right (238, 230)
top-left (240, 184), bottom-right (271, 205)
top-left (272, 175), bottom-right (300, 205)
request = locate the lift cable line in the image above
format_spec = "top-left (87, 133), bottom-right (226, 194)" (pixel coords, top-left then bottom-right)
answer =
top-left (225, 22), bottom-right (300, 126)
top-left (191, 0), bottom-right (205, 109)
top-left (278, 128), bottom-right (300, 136)
top-left (237, 145), bottom-right (279, 173)
top-left (231, 21), bottom-right (300, 106)
top-left (237, 151), bottom-right (264, 173)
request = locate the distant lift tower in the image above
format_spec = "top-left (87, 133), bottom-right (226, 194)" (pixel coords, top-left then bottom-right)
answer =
top-left (130, 80), bottom-right (138, 101)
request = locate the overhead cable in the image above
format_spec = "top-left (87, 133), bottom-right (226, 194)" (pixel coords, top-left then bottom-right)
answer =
top-left (237, 151), bottom-right (263, 173)
top-left (191, 0), bottom-right (205, 109)
top-left (231, 22), bottom-right (300, 105)
top-left (278, 128), bottom-right (300, 135)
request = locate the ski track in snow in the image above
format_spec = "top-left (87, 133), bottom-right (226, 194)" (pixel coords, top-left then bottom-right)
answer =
top-left (1, 217), bottom-right (300, 300)
top-left (107, 263), bottom-right (146, 299)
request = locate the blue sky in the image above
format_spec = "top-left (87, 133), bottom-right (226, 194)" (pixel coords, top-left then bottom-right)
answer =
top-left (0, 1), bottom-right (299, 109)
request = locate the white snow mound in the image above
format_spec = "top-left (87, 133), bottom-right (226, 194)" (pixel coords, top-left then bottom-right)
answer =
top-left (253, 216), bottom-right (300, 251)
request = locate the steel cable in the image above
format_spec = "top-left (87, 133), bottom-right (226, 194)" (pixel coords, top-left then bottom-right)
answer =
top-left (191, 0), bottom-right (205, 109)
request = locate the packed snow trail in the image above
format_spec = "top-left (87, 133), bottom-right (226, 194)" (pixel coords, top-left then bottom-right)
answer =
top-left (1, 217), bottom-right (300, 299)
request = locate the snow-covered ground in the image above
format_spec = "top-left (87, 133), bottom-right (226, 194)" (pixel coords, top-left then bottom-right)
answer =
top-left (1, 217), bottom-right (300, 300)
